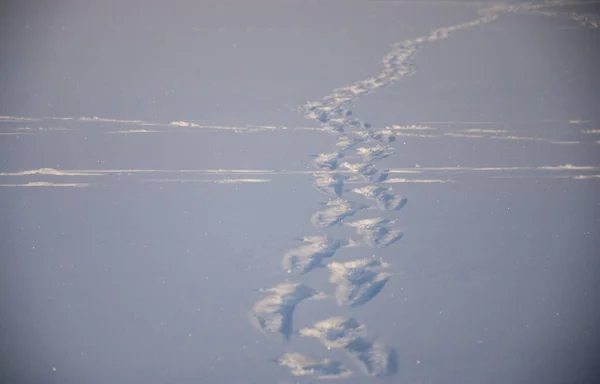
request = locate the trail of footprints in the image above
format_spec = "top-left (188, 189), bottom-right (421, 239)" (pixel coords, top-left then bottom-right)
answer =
top-left (248, 2), bottom-right (596, 380)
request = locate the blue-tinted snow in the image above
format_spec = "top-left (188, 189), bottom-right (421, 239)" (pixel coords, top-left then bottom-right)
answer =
top-left (0, 1), bottom-right (598, 383)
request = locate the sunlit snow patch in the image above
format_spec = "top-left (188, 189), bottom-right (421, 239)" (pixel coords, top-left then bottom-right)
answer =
top-left (299, 317), bottom-right (397, 377)
top-left (312, 152), bottom-right (344, 171)
top-left (351, 185), bottom-right (407, 211)
top-left (324, 116), bottom-right (363, 132)
top-left (327, 258), bottom-right (393, 308)
top-left (348, 341), bottom-right (398, 378)
top-left (371, 129), bottom-right (396, 143)
top-left (335, 135), bottom-right (364, 151)
top-left (299, 101), bottom-right (353, 127)
top-left (344, 218), bottom-right (404, 248)
top-left (273, 352), bottom-right (352, 379)
top-left (282, 235), bottom-right (357, 274)
top-left (312, 173), bottom-right (347, 197)
top-left (341, 162), bottom-right (389, 183)
top-left (310, 199), bottom-right (368, 229)
top-left (250, 283), bottom-right (326, 342)
top-left (299, 316), bottom-right (367, 349)
top-left (355, 145), bottom-right (394, 162)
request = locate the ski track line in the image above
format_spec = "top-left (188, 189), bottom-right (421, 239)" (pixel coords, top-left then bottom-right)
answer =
top-left (2, 118), bottom-right (598, 148)
top-left (3, 164), bottom-right (600, 187)
top-left (247, 1), bottom-right (597, 380)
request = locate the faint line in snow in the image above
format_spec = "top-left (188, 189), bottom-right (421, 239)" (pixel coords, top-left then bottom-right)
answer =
top-left (139, 178), bottom-right (271, 184)
top-left (0, 115), bottom-right (42, 122)
top-left (383, 178), bottom-right (454, 184)
top-left (0, 182), bottom-right (90, 188)
top-left (3, 165), bottom-right (600, 178)
top-left (0, 168), bottom-right (104, 176)
top-left (107, 129), bottom-right (161, 134)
